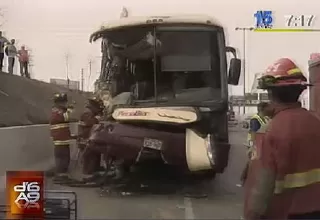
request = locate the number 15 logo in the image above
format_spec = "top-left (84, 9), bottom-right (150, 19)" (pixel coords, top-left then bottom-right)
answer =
top-left (254, 11), bottom-right (273, 28)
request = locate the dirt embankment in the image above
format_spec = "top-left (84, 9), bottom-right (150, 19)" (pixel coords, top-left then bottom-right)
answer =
top-left (0, 72), bottom-right (92, 127)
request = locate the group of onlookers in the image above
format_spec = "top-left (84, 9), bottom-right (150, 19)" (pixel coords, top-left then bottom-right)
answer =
top-left (0, 31), bottom-right (30, 78)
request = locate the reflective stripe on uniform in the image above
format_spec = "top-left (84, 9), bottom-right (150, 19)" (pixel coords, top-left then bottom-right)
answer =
top-left (251, 114), bottom-right (267, 126)
top-left (56, 173), bottom-right (69, 176)
top-left (53, 140), bottom-right (71, 145)
top-left (63, 112), bottom-right (69, 121)
top-left (247, 114), bottom-right (269, 142)
top-left (78, 121), bottom-right (87, 126)
top-left (247, 133), bottom-right (252, 142)
top-left (78, 141), bottom-right (87, 145)
top-left (50, 123), bottom-right (69, 130)
top-left (77, 138), bottom-right (88, 145)
top-left (274, 168), bottom-right (320, 194)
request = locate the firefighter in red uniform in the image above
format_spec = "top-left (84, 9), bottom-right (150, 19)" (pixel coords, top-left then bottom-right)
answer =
top-left (245, 58), bottom-right (320, 219)
top-left (78, 96), bottom-right (104, 182)
top-left (50, 93), bottom-right (76, 183)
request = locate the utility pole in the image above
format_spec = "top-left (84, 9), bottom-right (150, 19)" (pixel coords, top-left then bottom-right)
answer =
top-left (65, 53), bottom-right (70, 89)
top-left (81, 68), bottom-right (84, 91)
top-left (235, 27), bottom-right (254, 114)
top-left (89, 59), bottom-right (92, 79)
top-left (27, 47), bottom-right (34, 78)
top-left (88, 59), bottom-right (92, 90)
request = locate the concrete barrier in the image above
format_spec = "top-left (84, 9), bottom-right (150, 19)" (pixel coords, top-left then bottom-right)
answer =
top-left (0, 123), bottom-right (78, 190)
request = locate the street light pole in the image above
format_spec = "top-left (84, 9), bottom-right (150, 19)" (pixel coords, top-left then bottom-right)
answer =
top-left (235, 27), bottom-right (254, 114)
top-left (89, 59), bottom-right (92, 80)
top-left (65, 53), bottom-right (70, 89)
top-left (81, 68), bottom-right (84, 91)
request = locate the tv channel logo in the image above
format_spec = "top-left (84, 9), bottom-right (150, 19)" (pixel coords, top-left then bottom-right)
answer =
top-left (6, 171), bottom-right (44, 219)
top-left (254, 11), bottom-right (273, 29)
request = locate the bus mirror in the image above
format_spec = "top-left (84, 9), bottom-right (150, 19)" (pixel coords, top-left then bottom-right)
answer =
top-left (226, 46), bottom-right (237, 58)
top-left (228, 58), bottom-right (241, 85)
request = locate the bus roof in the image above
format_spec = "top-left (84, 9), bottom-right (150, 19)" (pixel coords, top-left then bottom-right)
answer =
top-left (90, 14), bottom-right (222, 43)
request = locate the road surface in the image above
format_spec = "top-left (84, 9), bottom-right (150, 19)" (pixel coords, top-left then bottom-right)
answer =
top-left (0, 129), bottom-right (247, 219)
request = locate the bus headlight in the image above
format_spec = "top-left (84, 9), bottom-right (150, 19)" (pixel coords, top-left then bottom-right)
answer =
top-left (205, 134), bottom-right (215, 166)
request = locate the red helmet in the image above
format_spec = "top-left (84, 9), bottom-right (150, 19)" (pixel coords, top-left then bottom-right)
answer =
top-left (258, 58), bottom-right (309, 89)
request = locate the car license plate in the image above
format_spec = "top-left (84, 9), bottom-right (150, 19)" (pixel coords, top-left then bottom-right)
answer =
top-left (143, 138), bottom-right (162, 150)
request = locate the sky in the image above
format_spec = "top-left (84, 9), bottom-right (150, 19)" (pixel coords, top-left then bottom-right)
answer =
top-left (1, 0), bottom-right (320, 98)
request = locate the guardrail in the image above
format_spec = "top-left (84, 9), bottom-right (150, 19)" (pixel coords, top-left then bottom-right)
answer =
top-left (0, 123), bottom-right (78, 190)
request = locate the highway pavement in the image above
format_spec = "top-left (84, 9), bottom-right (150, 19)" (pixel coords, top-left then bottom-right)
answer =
top-left (0, 129), bottom-right (248, 219)
top-left (51, 129), bottom-right (247, 219)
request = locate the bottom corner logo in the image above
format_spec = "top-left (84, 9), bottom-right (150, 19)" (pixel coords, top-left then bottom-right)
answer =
top-left (6, 171), bottom-right (44, 218)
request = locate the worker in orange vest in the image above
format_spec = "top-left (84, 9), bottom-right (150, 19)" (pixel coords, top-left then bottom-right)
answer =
top-left (49, 93), bottom-right (77, 184)
top-left (77, 96), bottom-right (105, 182)
top-left (244, 58), bottom-right (320, 219)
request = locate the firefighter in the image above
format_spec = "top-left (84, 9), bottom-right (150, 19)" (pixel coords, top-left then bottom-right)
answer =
top-left (78, 96), bottom-right (104, 182)
top-left (245, 58), bottom-right (320, 219)
top-left (50, 93), bottom-right (76, 183)
top-left (240, 102), bottom-right (270, 186)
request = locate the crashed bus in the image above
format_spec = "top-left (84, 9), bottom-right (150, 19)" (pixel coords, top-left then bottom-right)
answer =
top-left (88, 14), bottom-right (241, 179)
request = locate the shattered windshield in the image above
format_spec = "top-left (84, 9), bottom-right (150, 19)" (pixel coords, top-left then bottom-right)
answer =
top-left (101, 26), bottom-right (223, 104)
top-left (140, 30), bottom-right (222, 103)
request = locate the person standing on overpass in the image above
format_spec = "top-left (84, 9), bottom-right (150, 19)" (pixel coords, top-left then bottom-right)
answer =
top-left (245, 58), bottom-right (320, 219)
top-left (17, 45), bottom-right (30, 78)
top-left (0, 31), bottom-right (9, 71)
top-left (5, 39), bottom-right (17, 74)
top-left (50, 93), bottom-right (77, 184)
